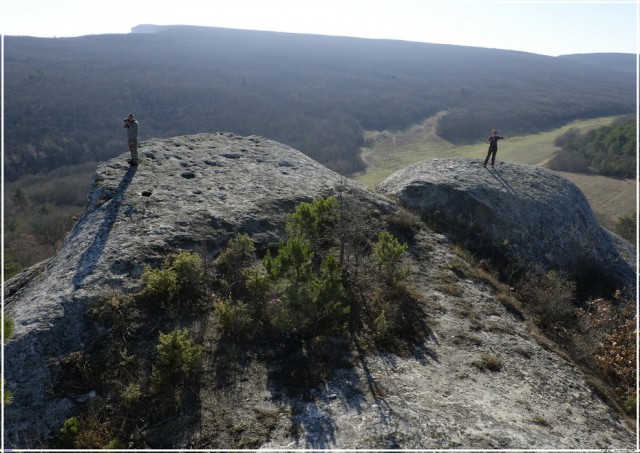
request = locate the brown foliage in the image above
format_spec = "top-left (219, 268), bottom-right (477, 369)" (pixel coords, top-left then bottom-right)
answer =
top-left (577, 297), bottom-right (637, 398)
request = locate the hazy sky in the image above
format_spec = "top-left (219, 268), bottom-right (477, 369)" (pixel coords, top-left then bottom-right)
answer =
top-left (1, 0), bottom-right (638, 56)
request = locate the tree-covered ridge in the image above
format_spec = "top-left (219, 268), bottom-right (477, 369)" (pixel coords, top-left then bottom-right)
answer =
top-left (552, 116), bottom-right (636, 178)
top-left (5, 26), bottom-right (635, 181)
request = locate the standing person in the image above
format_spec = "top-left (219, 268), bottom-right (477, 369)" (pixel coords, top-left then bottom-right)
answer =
top-left (124, 113), bottom-right (139, 165)
top-left (483, 129), bottom-right (509, 168)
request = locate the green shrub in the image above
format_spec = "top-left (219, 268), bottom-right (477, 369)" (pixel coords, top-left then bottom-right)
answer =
top-left (312, 254), bottom-right (350, 334)
top-left (103, 438), bottom-right (127, 449)
top-left (245, 267), bottom-right (270, 303)
top-left (4, 316), bottom-right (14, 341)
top-left (3, 317), bottom-right (14, 405)
top-left (142, 250), bottom-right (204, 304)
top-left (263, 236), bottom-right (349, 338)
top-left (2, 378), bottom-right (13, 405)
top-left (59, 416), bottom-right (80, 448)
top-left (214, 297), bottom-right (253, 338)
top-left (215, 233), bottom-right (255, 276)
top-left (169, 250), bottom-right (204, 292)
top-left (142, 266), bottom-right (179, 303)
top-left (373, 310), bottom-right (392, 341)
top-left (624, 395), bottom-right (636, 415)
top-left (264, 235), bottom-right (314, 284)
top-left (373, 231), bottom-right (408, 283)
top-left (286, 196), bottom-right (339, 253)
top-left (264, 235), bottom-right (315, 335)
top-left (120, 383), bottom-right (143, 408)
top-left (152, 328), bottom-right (203, 383)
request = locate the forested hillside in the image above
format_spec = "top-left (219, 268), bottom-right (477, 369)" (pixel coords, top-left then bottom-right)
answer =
top-left (5, 25), bottom-right (635, 181)
top-left (550, 116), bottom-right (637, 178)
top-left (559, 53), bottom-right (637, 74)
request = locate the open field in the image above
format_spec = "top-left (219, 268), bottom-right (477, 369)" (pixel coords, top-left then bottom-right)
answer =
top-left (354, 114), bottom-right (636, 228)
top-left (556, 171), bottom-right (637, 229)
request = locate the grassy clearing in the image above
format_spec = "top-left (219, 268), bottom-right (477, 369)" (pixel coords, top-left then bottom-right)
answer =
top-left (554, 171), bottom-right (637, 228)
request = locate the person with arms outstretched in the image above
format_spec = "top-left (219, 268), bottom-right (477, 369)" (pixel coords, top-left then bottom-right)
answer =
top-left (483, 129), bottom-right (509, 168)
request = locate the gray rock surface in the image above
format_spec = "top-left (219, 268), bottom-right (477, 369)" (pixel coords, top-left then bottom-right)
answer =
top-left (4, 136), bottom-right (635, 448)
top-left (378, 158), bottom-right (636, 293)
top-left (4, 133), bottom-right (379, 446)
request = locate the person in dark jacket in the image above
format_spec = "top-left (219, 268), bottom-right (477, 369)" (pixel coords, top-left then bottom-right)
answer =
top-left (483, 129), bottom-right (509, 168)
top-left (124, 113), bottom-right (139, 165)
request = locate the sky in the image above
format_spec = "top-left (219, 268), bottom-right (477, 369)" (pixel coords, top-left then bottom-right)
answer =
top-left (0, 0), bottom-right (638, 57)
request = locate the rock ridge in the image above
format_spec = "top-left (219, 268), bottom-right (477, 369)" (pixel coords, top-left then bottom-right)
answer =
top-left (4, 136), bottom-right (636, 449)
top-left (378, 157), bottom-right (636, 294)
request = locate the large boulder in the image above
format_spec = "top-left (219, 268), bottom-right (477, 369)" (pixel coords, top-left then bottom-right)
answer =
top-left (4, 133), bottom-right (380, 445)
top-left (378, 158), bottom-right (636, 293)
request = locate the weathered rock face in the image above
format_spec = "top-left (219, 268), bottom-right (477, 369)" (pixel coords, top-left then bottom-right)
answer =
top-left (4, 133), bottom-right (383, 446)
top-left (4, 137), bottom-right (635, 449)
top-left (378, 158), bottom-right (636, 293)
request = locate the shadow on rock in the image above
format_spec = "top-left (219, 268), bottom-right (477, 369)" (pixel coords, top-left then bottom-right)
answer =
top-left (73, 164), bottom-right (137, 287)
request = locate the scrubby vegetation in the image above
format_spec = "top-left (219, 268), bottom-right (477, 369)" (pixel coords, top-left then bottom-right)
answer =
top-left (576, 296), bottom-right (637, 414)
top-left (549, 116), bottom-right (636, 178)
top-left (49, 194), bottom-right (428, 448)
top-left (10, 185), bottom-right (634, 447)
top-left (450, 236), bottom-right (636, 424)
top-left (4, 317), bottom-right (15, 406)
top-left (612, 213), bottom-right (636, 246)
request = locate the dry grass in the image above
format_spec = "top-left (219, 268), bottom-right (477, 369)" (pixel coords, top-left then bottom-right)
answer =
top-left (530, 415), bottom-right (551, 428)
top-left (437, 270), bottom-right (464, 297)
top-left (471, 353), bottom-right (503, 372)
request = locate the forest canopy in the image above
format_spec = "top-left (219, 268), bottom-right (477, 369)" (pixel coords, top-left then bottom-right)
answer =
top-left (4, 26), bottom-right (635, 181)
top-left (551, 116), bottom-right (637, 178)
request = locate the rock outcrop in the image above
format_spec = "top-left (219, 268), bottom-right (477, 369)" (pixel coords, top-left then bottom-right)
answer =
top-left (378, 158), bottom-right (636, 294)
top-left (4, 136), bottom-right (635, 449)
top-left (4, 133), bottom-right (382, 446)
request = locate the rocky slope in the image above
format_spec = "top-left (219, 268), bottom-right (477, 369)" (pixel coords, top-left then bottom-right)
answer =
top-left (4, 134), bottom-right (636, 448)
top-left (378, 158), bottom-right (636, 295)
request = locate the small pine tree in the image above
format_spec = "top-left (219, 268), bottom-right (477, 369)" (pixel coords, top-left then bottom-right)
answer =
top-left (170, 251), bottom-right (203, 288)
top-left (312, 254), bottom-right (350, 334)
top-left (142, 250), bottom-right (204, 305)
top-left (142, 266), bottom-right (179, 303)
top-left (215, 233), bottom-right (255, 276)
top-left (152, 328), bottom-right (203, 383)
top-left (264, 236), bottom-right (315, 334)
top-left (263, 236), bottom-right (349, 338)
top-left (286, 196), bottom-right (339, 254)
top-left (373, 231), bottom-right (408, 283)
